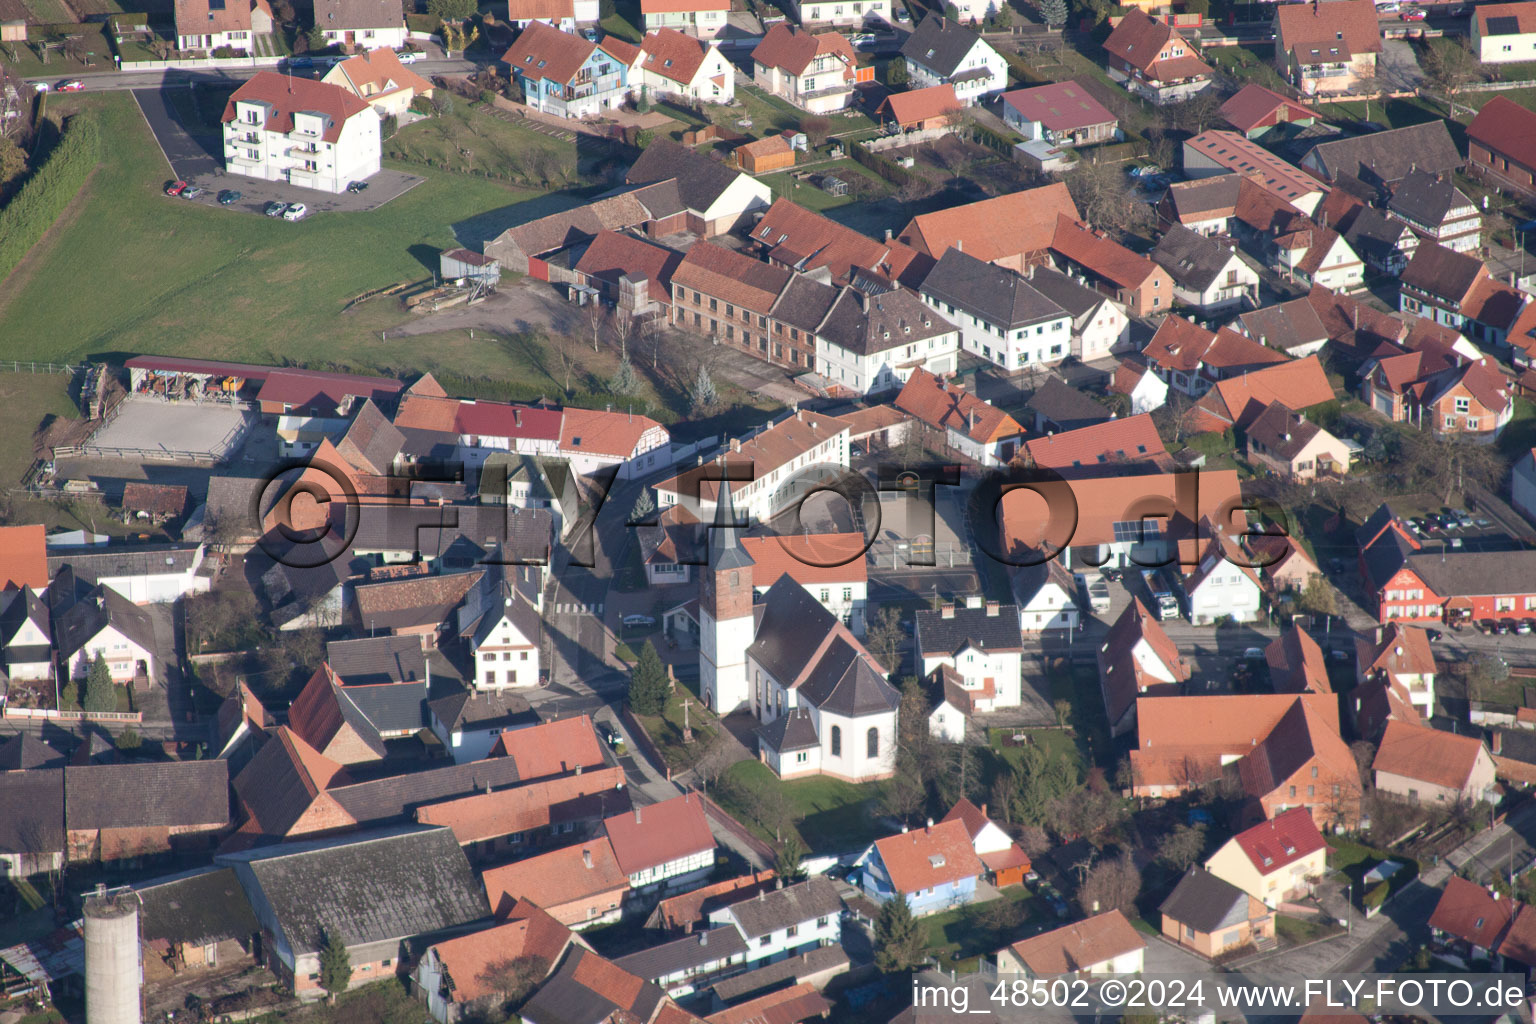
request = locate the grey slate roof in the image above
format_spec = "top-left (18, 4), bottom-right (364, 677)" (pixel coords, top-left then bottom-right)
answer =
top-left (612, 926), bottom-right (749, 981)
top-left (0, 586), bottom-right (50, 649)
top-left (770, 274), bottom-right (840, 334)
top-left (48, 545), bottom-right (202, 584)
top-left (352, 504), bottom-right (552, 564)
top-left (326, 635), bottom-right (428, 685)
top-left (1387, 169), bottom-right (1474, 229)
top-left (1158, 866), bottom-right (1252, 934)
top-left (1304, 121), bottom-right (1461, 185)
top-left (1344, 206), bottom-right (1413, 268)
top-left (1235, 297), bottom-right (1328, 353)
top-left (901, 13), bottom-right (983, 76)
top-left (52, 583), bottom-right (158, 661)
top-left (1152, 224), bottom-right (1237, 291)
top-left (217, 826), bottom-right (489, 955)
top-left (915, 604), bottom-right (1024, 657)
top-left (428, 687), bottom-right (539, 733)
top-left (627, 139), bottom-right (745, 216)
top-left (757, 707), bottom-right (820, 753)
top-left (746, 577), bottom-right (838, 685)
top-left (1025, 267), bottom-right (1109, 321)
top-left (136, 867), bottom-right (260, 948)
top-left (334, 400), bottom-right (405, 476)
top-left (520, 947), bottom-right (666, 1024)
top-left (1407, 549), bottom-right (1536, 600)
top-left (342, 681), bottom-right (429, 735)
top-left (719, 877), bottom-right (842, 938)
top-left (921, 248), bottom-right (1067, 331)
top-left (795, 638), bottom-right (898, 717)
top-left (1361, 528), bottom-right (1415, 592)
top-left (328, 756), bottom-right (526, 824)
top-left (708, 944), bottom-right (850, 1003)
top-left (0, 770), bottom-right (64, 857)
top-left (1024, 377), bottom-right (1112, 434)
top-left (1246, 401), bottom-right (1324, 462)
top-left (748, 579), bottom-right (897, 717)
top-left (65, 761), bottom-right (230, 830)
top-left (0, 733), bottom-right (65, 771)
top-left (816, 287), bottom-right (954, 357)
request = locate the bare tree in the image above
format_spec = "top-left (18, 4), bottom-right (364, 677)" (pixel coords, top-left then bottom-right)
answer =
top-left (1078, 849), bottom-right (1141, 916)
top-left (688, 728), bottom-right (736, 792)
top-left (608, 306), bottom-right (634, 361)
top-left (549, 329), bottom-right (579, 397)
top-left (1422, 40), bottom-right (1479, 117)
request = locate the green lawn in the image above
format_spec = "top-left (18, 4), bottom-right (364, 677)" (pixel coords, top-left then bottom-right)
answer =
top-left (386, 101), bottom-right (588, 190)
top-left (600, 0), bottom-right (643, 41)
top-left (0, 370), bottom-right (76, 487)
top-left (1205, 44), bottom-right (1287, 92)
top-left (758, 159), bottom-right (893, 210)
top-left (921, 887), bottom-right (1040, 969)
top-left (1275, 913), bottom-right (1344, 946)
top-left (717, 758), bottom-right (888, 854)
top-left (1499, 398), bottom-right (1536, 461)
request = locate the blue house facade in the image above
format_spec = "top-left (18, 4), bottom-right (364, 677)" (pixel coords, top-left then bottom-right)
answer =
top-left (858, 820), bottom-right (983, 917)
top-left (503, 22), bottom-right (635, 121)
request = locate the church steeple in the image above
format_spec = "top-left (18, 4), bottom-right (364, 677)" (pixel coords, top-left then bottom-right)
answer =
top-left (709, 476), bottom-right (755, 572)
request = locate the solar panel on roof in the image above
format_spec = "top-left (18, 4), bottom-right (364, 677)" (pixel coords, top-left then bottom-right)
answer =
top-left (1487, 15), bottom-right (1521, 34)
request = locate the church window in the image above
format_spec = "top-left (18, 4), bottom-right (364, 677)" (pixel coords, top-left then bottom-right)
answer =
top-left (830, 726), bottom-right (841, 757)
top-left (867, 728), bottom-right (879, 758)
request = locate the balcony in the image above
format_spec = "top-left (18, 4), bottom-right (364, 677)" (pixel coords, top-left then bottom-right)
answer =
top-left (287, 143), bottom-right (321, 157)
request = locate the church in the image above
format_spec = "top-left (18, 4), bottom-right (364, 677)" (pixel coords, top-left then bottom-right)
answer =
top-left (698, 481), bottom-right (899, 783)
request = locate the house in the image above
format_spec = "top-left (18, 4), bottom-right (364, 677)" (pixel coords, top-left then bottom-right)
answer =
top-left (518, 947), bottom-right (669, 1024)
top-left (814, 286), bottom-right (961, 395)
top-left (639, 0), bottom-right (728, 38)
top-left (326, 634), bottom-right (427, 686)
top-left (1468, 97), bottom-right (1536, 202)
top-left (648, 870), bottom-right (778, 933)
top-left (941, 799), bottom-right (1031, 888)
top-left (1182, 529), bottom-right (1264, 626)
top-left (1110, 360), bottom-right (1169, 416)
top-left (996, 911), bottom-right (1146, 976)
top-left (1387, 170), bottom-right (1480, 254)
top-left (1220, 84), bottom-right (1316, 138)
top-left (482, 839), bottom-right (630, 927)
top-left (704, 877), bottom-right (844, 967)
top-left (632, 29), bottom-right (736, 104)
top-left (899, 15), bottom-right (1006, 105)
top-left (1429, 875), bottom-right (1526, 965)
top-left (1356, 623), bottom-right (1436, 717)
top-left (52, 581), bottom-right (157, 682)
top-left (1474, 2), bottom-right (1536, 61)
top-left (1398, 242), bottom-right (1490, 330)
top-left (896, 183), bottom-right (1078, 273)
top-left (415, 767), bottom-right (627, 862)
top-left (416, 901), bottom-right (576, 1024)
top-left (322, 48), bottom-right (432, 117)
top-left (604, 793), bottom-right (716, 891)
top-left (875, 83), bottom-right (960, 134)
top-left (1140, 316), bottom-right (1287, 398)
top-left (1307, 281), bottom-right (1412, 354)
top-left (750, 198), bottom-right (929, 288)
top-left (1129, 694), bottom-right (1362, 827)
top-left (1103, 11), bottom-right (1212, 105)
top-left (732, 533), bottom-right (868, 634)
top-left (0, 731), bottom-right (64, 770)
top-left (313, 0), bottom-right (406, 51)
top-left (490, 714), bottom-right (610, 780)
top-left (894, 370), bottom-right (1026, 467)
top-left (1245, 401), bottom-right (1352, 480)
top-left (653, 411), bottom-right (850, 525)
top-left (1022, 377), bottom-right (1111, 436)
top-left (751, 25), bottom-right (857, 113)
top-left (612, 927), bottom-right (749, 997)
top-left (859, 819), bottom-right (984, 916)
top-left (174, 0), bottom-right (272, 51)
top-left (1344, 207), bottom-right (1417, 277)
top-left (1184, 130), bottom-right (1324, 215)
top-left (1265, 625), bottom-right (1331, 695)
top-left (668, 244), bottom-right (826, 372)
top-left (999, 81), bottom-right (1118, 147)
top-left (456, 569), bottom-right (542, 690)
top-left (426, 689), bottom-right (541, 764)
top-left (1160, 866), bottom-right (1275, 958)
top-left (1374, 720), bottom-right (1497, 807)
top-left (221, 73), bottom-right (380, 193)
top-left (791, 0), bottom-right (890, 26)
top-left (1300, 121), bottom-right (1461, 189)
top-left (135, 867), bottom-right (260, 983)
top-left (286, 664), bottom-right (398, 765)
top-left (1009, 559), bottom-right (1081, 635)
top-left (1049, 218), bottom-right (1173, 317)
top-left (49, 544), bottom-right (209, 604)
top-left (1185, 352), bottom-right (1335, 435)
top-left (1233, 297), bottom-right (1329, 358)
top-left (736, 134), bottom-right (795, 175)
top-left (705, 984), bottom-right (832, 1024)
top-left (121, 482), bottom-right (187, 524)
top-left (0, 585), bottom-right (52, 683)
top-left (1023, 413), bottom-right (1169, 477)
top-left (574, 230), bottom-right (683, 320)
top-left (1157, 174), bottom-right (1242, 237)
top-left (1357, 338), bottom-right (1513, 438)
top-left (1152, 225), bottom-right (1258, 313)
top-left (914, 600), bottom-right (1023, 711)
top-left (1024, 267), bottom-right (1130, 362)
top-left (1097, 599), bottom-right (1188, 737)
top-left (919, 247), bottom-right (1073, 372)
top-left (1204, 806), bottom-right (1327, 908)
top-left (216, 826), bottom-right (490, 998)
top-left (502, 0), bottom-right (587, 31)
top-left (1273, 0), bottom-right (1380, 95)
top-left (67, 762), bottom-right (228, 863)
top-left (0, 772), bottom-right (64, 878)
top-left (503, 23), bottom-right (635, 120)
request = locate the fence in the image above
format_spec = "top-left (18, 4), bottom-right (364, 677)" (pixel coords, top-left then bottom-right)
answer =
top-left (866, 540), bottom-right (973, 569)
top-left (0, 360), bottom-right (84, 374)
top-left (2, 706), bottom-right (142, 723)
top-left (862, 126), bottom-right (954, 152)
top-left (119, 53), bottom-right (285, 71)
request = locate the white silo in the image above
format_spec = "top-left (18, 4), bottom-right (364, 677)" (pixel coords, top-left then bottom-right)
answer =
top-left (84, 887), bottom-right (141, 1024)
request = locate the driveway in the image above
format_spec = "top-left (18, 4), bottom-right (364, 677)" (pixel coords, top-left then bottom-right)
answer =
top-left (133, 86), bottom-right (221, 180)
top-left (174, 168), bottom-right (425, 217)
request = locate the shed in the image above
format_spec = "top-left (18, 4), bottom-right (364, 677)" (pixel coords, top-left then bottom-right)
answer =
top-left (737, 134), bottom-right (796, 175)
top-left (439, 248), bottom-right (501, 284)
top-left (1013, 138), bottom-right (1073, 173)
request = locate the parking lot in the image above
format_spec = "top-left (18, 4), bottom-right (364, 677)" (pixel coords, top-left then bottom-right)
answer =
top-left (168, 167), bottom-right (426, 218)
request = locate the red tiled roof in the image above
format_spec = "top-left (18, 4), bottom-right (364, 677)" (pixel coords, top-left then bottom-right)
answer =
top-left (1135, 693), bottom-right (1339, 755)
top-left (1231, 806), bottom-right (1325, 875)
top-left (1470, 96), bottom-right (1536, 176)
top-left (561, 405), bottom-right (667, 459)
top-left (872, 819), bottom-right (984, 893)
top-left (1049, 216), bottom-right (1163, 291)
top-left (1265, 625), bottom-right (1331, 695)
top-left (878, 84), bottom-right (960, 127)
top-left (0, 525), bottom-right (48, 590)
top-left (898, 184), bottom-right (1078, 264)
top-left (1103, 10), bottom-right (1178, 74)
top-left (737, 533), bottom-right (868, 586)
top-left (895, 370), bottom-right (1023, 444)
top-left (1220, 84), bottom-right (1314, 134)
top-left (638, 28), bottom-right (710, 84)
top-left (651, 870), bottom-right (777, 931)
top-left (1276, 0), bottom-right (1381, 58)
top-left (654, 411), bottom-right (849, 505)
top-left (1374, 720), bottom-right (1488, 791)
top-left (1006, 910), bottom-right (1146, 974)
top-left (415, 767), bottom-right (628, 844)
top-left (1192, 353), bottom-right (1334, 431)
top-left (706, 982), bottom-right (831, 1024)
top-left (1477, 1), bottom-right (1536, 34)
top-left (1024, 413), bottom-right (1170, 473)
top-left (998, 469), bottom-right (1243, 555)
top-left (502, 20), bottom-right (595, 85)
top-left (1359, 622), bottom-right (1436, 679)
top-left (331, 46), bottom-right (432, 100)
top-left (641, 0), bottom-right (727, 13)
top-left (751, 22), bottom-right (853, 77)
top-left (671, 240), bottom-right (791, 314)
top-left (574, 230), bottom-right (682, 305)
top-left (1430, 875), bottom-right (1513, 950)
top-left (751, 198), bottom-right (927, 287)
top-left (1143, 315), bottom-right (1215, 373)
top-left (428, 903), bottom-right (572, 1003)
top-left (483, 839), bottom-right (629, 917)
top-left (489, 715), bottom-right (608, 780)
top-left (603, 792), bottom-right (715, 876)
top-left (940, 797), bottom-right (993, 842)
top-left (1001, 80), bottom-right (1116, 132)
top-left (221, 72), bottom-right (372, 144)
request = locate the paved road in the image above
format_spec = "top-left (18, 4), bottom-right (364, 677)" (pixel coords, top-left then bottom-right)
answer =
top-left (132, 86), bottom-right (220, 180)
top-left (23, 57), bottom-right (476, 94)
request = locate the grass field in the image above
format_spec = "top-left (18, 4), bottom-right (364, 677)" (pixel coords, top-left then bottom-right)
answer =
top-left (759, 159), bottom-right (892, 210)
top-left (386, 102), bottom-right (593, 189)
top-left (0, 371), bottom-right (77, 486)
top-left (718, 758), bottom-right (888, 854)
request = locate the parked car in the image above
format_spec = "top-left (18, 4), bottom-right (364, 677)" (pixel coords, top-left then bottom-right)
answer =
top-left (581, 27), bottom-right (599, 40)
top-left (217, 189), bottom-right (241, 204)
top-left (1425, 628), bottom-right (1443, 643)
top-left (1377, 2), bottom-right (1400, 10)
top-left (395, 49), bottom-right (421, 63)
top-left (1524, 619), bottom-right (1536, 636)
top-left (1478, 618), bottom-right (1496, 634)
top-left (896, 6), bottom-right (910, 19)
top-left (264, 201), bottom-right (288, 217)
top-left (622, 614), bottom-right (657, 629)
top-left (282, 203), bottom-right (308, 221)
top-left (57, 79), bottom-right (84, 92)
top-left (287, 55), bottom-right (313, 67)
top-left (346, 180), bottom-right (369, 193)
top-left (181, 185), bottom-right (206, 200)
top-left (165, 180), bottom-right (188, 196)
top-left (1497, 619), bottom-right (1514, 635)
top-left (1400, 7), bottom-right (1427, 18)
top-left (1243, 647), bottom-right (1265, 660)
top-left (32, 82), bottom-right (49, 92)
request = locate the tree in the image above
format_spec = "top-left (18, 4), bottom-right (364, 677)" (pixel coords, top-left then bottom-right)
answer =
top-left (1422, 40), bottom-right (1478, 116)
top-left (991, 2), bottom-right (1013, 27)
top-left (943, 1), bottom-right (959, 16)
top-left (631, 487), bottom-right (656, 524)
top-left (318, 929), bottom-right (352, 1004)
top-left (690, 363), bottom-right (718, 416)
top-left (886, 56), bottom-right (908, 86)
top-left (1297, 573), bottom-right (1338, 619)
top-left (608, 356), bottom-right (641, 396)
top-left (865, 606), bottom-right (905, 673)
top-left (628, 640), bottom-right (669, 715)
top-left (0, 137), bottom-right (27, 191)
top-left (1063, 157), bottom-right (1146, 239)
top-left (1078, 849), bottom-right (1141, 916)
top-left (1465, 652), bottom-right (1510, 703)
top-left (271, 0), bottom-right (295, 20)
top-left (84, 653), bottom-right (116, 713)
top-left (801, 115), bottom-right (832, 149)
top-left (689, 728), bottom-right (736, 791)
top-left (306, 24), bottom-right (327, 50)
top-left (115, 728), bottom-right (142, 751)
top-left (1167, 89), bottom-right (1222, 135)
top-left (477, 955), bottom-right (549, 1009)
top-left (1038, 0), bottom-right (1068, 26)
top-left (1156, 824), bottom-right (1206, 870)
top-left (873, 894), bottom-right (926, 973)
top-left (896, 676), bottom-right (930, 750)
top-left (428, 0), bottom-right (477, 19)
top-left (1009, 740), bottom-right (1077, 826)
top-left (60, 680), bottom-right (78, 710)
top-left (776, 832), bottom-right (808, 881)
top-left (1052, 698), bottom-right (1072, 729)
top-left (882, 748), bottom-right (928, 824)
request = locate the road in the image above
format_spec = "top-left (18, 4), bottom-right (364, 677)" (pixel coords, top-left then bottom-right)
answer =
top-left (22, 56), bottom-right (477, 94)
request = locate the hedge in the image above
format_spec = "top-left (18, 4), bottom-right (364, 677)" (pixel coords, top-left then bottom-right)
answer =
top-left (0, 112), bottom-right (100, 287)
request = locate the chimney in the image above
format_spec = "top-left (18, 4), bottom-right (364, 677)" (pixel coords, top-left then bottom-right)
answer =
top-left (1495, 731), bottom-right (1504, 755)
top-left (700, 931), bottom-right (709, 946)
top-left (901, 823), bottom-right (909, 833)
top-left (981, 803), bottom-right (987, 818)
top-left (514, 408), bottom-right (522, 427)
top-left (941, 606), bottom-right (955, 620)
top-left (635, 807), bottom-right (642, 824)
top-left (925, 818), bottom-right (933, 833)
top-left (986, 601), bottom-right (1000, 617)
top-left (730, 437), bottom-right (741, 452)
top-left (583, 848), bottom-right (593, 869)
top-left (885, 228), bottom-right (893, 242)
top-left (483, 780), bottom-right (492, 794)
top-left (775, 877), bottom-right (784, 890)
top-left (759, 889), bottom-right (766, 901)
